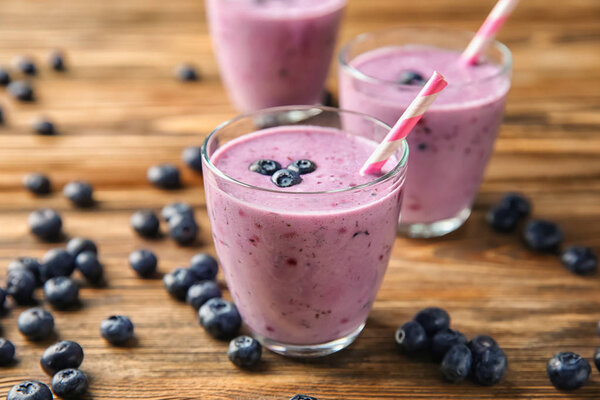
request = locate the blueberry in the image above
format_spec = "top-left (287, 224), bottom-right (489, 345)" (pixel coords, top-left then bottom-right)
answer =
top-left (164, 267), bottom-right (198, 300)
top-left (0, 288), bottom-right (5, 310)
top-left (271, 169), bottom-right (302, 188)
top-left (187, 281), bottom-right (222, 309)
top-left (431, 328), bottom-right (467, 361)
top-left (23, 173), bottom-right (51, 194)
top-left (486, 206), bottom-right (520, 233)
top-left (440, 344), bottom-right (472, 383)
top-left (228, 335), bottom-right (262, 368)
top-left (161, 202), bottom-right (194, 221)
top-left (561, 246), bottom-right (597, 275)
top-left (18, 307), bottom-right (54, 340)
top-left (129, 249), bottom-right (157, 278)
top-left (66, 237), bottom-right (98, 257)
top-left (468, 335), bottom-right (499, 357)
top-left (199, 298), bottom-right (241, 340)
top-left (44, 277), bottom-right (79, 309)
top-left (289, 396), bottom-right (318, 400)
top-left (49, 50), bottom-right (66, 71)
top-left (189, 253), bottom-right (219, 281)
top-left (8, 257), bottom-right (42, 286)
top-left (287, 159), bottom-right (317, 175)
top-left (413, 307), bottom-right (450, 337)
top-left (398, 70), bottom-right (426, 86)
top-left (175, 64), bottom-right (199, 81)
top-left (547, 352), bottom-right (591, 390)
top-left (499, 192), bottom-right (531, 218)
top-left (33, 119), bottom-right (56, 136)
top-left (6, 269), bottom-right (36, 305)
top-left (523, 220), bottom-right (563, 252)
top-left (51, 368), bottom-right (88, 398)
top-left (41, 248), bottom-right (75, 281)
top-left (249, 159), bottom-right (281, 176)
top-left (395, 321), bottom-right (428, 352)
top-left (0, 68), bottom-right (11, 86)
top-left (16, 57), bottom-right (37, 75)
top-left (147, 163), bottom-right (181, 189)
top-left (130, 209), bottom-right (160, 238)
top-left (63, 181), bottom-right (94, 207)
top-left (29, 209), bottom-right (62, 241)
top-left (40, 340), bottom-right (84, 376)
top-left (182, 146), bottom-right (203, 173)
top-left (0, 338), bottom-right (16, 365)
top-left (168, 213), bottom-right (198, 245)
top-left (74, 251), bottom-right (103, 283)
top-left (8, 81), bottom-right (34, 102)
top-left (100, 315), bottom-right (134, 345)
top-left (594, 348), bottom-right (600, 372)
top-left (472, 346), bottom-right (508, 386)
top-left (7, 381), bottom-right (53, 400)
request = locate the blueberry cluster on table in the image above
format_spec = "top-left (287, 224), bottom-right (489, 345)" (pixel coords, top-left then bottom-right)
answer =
top-left (249, 158), bottom-right (317, 188)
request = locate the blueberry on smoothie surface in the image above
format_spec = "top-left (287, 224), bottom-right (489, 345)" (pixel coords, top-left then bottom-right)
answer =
top-left (100, 315), bottom-right (134, 345)
top-left (63, 181), bottom-right (94, 207)
top-left (0, 68), bottom-right (11, 86)
top-left (287, 159), bottom-right (317, 175)
top-left (23, 173), bottom-right (51, 194)
top-left (33, 119), bottom-right (56, 136)
top-left (398, 70), bottom-right (426, 86)
top-left (413, 307), bottom-right (450, 337)
top-left (29, 208), bottom-right (62, 241)
top-left (561, 246), bottom-right (597, 275)
top-left (51, 368), bottom-right (88, 398)
top-left (249, 159), bottom-right (281, 176)
top-left (271, 169), bottom-right (302, 188)
top-left (7, 381), bottom-right (53, 400)
top-left (41, 340), bottom-right (84, 376)
top-left (8, 80), bottom-right (34, 102)
top-left (547, 352), bottom-right (591, 390)
top-left (0, 338), bottom-right (16, 365)
top-left (395, 321), bottom-right (428, 352)
top-left (18, 307), bottom-right (55, 341)
top-left (523, 220), bottom-right (563, 253)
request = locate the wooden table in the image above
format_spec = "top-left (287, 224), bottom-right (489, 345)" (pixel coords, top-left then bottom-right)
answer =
top-left (0, 0), bottom-right (599, 398)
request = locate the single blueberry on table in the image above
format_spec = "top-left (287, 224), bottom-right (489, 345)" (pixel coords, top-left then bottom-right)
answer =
top-left (100, 315), bottom-right (134, 345)
top-left (0, 68), bottom-right (11, 86)
top-left (249, 159), bottom-right (281, 176)
top-left (228, 335), bottom-right (262, 368)
top-left (289, 396), bottom-right (319, 400)
top-left (468, 335), bottom-right (499, 358)
top-left (49, 50), bottom-right (66, 71)
top-left (33, 119), bottom-right (56, 136)
top-left (6, 269), bottom-right (36, 305)
top-left (561, 246), bottom-right (597, 275)
top-left (182, 146), bottom-right (203, 173)
top-left (271, 169), bottom-right (302, 188)
top-left (440, 343), bottom-right (472, 383)
top-left (187, 281), bottom-right (222, 310)
top-left (199, 298), bottom-right (241, 340)
top-left (18, 307), bottom-right (55, 341)
top-left (129, 249), bottom-right (158, 278)
top-left (41, 340), bottom-right (84, 376)
top-left (0, 338), bottom-right (16, 365)
top-left (23, 173), bottom-right (51, 194)
top-left (398, 70), bottom-right (426, 86)
top-left (523, 220), bottom-right (563, 253)
top-left (472, 346), bottom-right (508, 386)
top-left (164, 267), bottom-right (198, 300)
top-left (413, 307), bottom-right (450, 337)
top-left (44, 277), bottom-right (79, 309)
top-left (189, 253), bottom-right (219, 281)
top-left (161, 202), bottom-right (194, 221)
top-left (287, 159), bottom-right (317, 175)
top-left (8, 80), bottom-right (34, 102)
top-left (147, 163), bottom-right (181, 189)
top-left (130, 209), bottom-right (160, 238)
top-left (395, 321), bottom-right (428, 352)
top-left (8, 257), bottom-right (42, 286)
top-left (547, 352), bottom-right (591, 391)
top-left (41, 248), bottom-right (75, 281)
top-left (486, 205), bottom-right (520, 233)
top-left (75, 251), bottom-right (103, 283)
top-left (431, 328), bottom-right (467, 361)
top-left (175, 64), bottom-right (199, 81)
top-left (7, 380), bottom-right (53, 400)
top-left (51, 368), bottom-right (88, 398)
top-left (66, 237), bottom-right (98, 257)
top-left (168, 213), bottom-right (198, 245)
top-left (63, 181), bottom-right (94, 207)
top-left (499, 192), bottom-right (531, 218)
top-left (594, 348), bottom-right (600, 372)
top-left (16, 57), bottom-right (37, 75)
top-left (29, 208), bottom-right (62, 241)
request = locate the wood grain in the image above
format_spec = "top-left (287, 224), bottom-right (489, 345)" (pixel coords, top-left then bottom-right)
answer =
top-left (1, 0), bottom-right (600, 398)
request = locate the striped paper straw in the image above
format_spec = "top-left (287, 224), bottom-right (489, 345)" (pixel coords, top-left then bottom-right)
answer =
top-left (461, 0), bottom-right (520, 65)
top-left (360, 71), bottom-right (448, 176)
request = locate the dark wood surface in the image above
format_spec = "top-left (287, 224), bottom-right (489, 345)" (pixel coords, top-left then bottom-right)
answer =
top-left (1, 0), bottom-right (600, 398)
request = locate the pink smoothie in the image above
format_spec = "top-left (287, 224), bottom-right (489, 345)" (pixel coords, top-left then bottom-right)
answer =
top-left (203, 126), bottom-right (405, 345)
top-left (339, 46), bottom-right (510, 225)
top-left (206, 0), bottom-right (346, 112)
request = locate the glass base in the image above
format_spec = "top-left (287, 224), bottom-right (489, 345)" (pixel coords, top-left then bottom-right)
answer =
top-left (254, 322), bottom-right (365, 358)
top-left (398, 207), bottom-right (471, 239)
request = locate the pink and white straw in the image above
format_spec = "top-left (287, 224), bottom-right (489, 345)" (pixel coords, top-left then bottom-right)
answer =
top-left (461, 0), bottom-right (520, 65)
top-left (360, 71), bottom-right (448, 176)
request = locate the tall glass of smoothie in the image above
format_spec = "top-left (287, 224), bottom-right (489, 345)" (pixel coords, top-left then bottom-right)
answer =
top-left (201, 106), bottom-right (408, 357)
top-left (205, 0), bottom-right (347, 112)
top-left (339, 27), bottom-right (512, 238)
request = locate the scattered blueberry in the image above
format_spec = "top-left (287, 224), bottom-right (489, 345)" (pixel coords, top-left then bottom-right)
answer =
top-left (182, 146), bottom-right (203, 173)
top-left (289, 396), bottom-right (318, 400)
top-left (147, 163), bottom-right (181, 189)
top-left (75, 251), bottom-right (103, 283)
top-left (8, 257), bottom-right (42, 286)
top-left (33, 119), bottom-right (56, 136)
top-left (63, 181), bottom-right (94, 207)
top-left (44, 277), bottom-right (79, 308)
top-left (18, 307), bottom-right (54, 340)
top-left (395, 321), bottom-right (428, 352)
top-left (287, 159), bottom-right (317, 175)
top-left (51, 368), bottom-right (88, 398)
top-left (249, 159), bottom-right (281, 176)
top-left (175, 64), bottom-right (199, 81)
top-left (6, 269), bottom-right (36, 305)
top-left (23, 173), bottom-right (51, 194)
top-left (41, 248), bottom-right (75, 281)
top-left (440, 344), bottom-right (472, 383)
top-left (0, 338), bottom-right (16, 365)
top-left (16, 57), bottom-right (37, 75)
top-left (129, 249), bottom-right (157, 278)
top-left (187, 281), bottom-right (222, 310)
top-left (499, 192), bottom-right (531, 218)
top-left (164, 268), bottom-right (197, 300)
top-left (130, 209), bottom-right (160, 238)
top-left (431, 328), bottom-right (467, 361)
top-left (7, 381), bottom-right (53, 400)
top-left (486, 206), bottom-right (520, 233)
top-left (40, 340), bottom-right (84, 376)
top-left (472, 346), bottom-right (508, 386)
top-left (100, 315), bottom-right (134, 345)
top-left (168, 213), bottom-right (198, 245)
top-left (66, 237), bottom-right (98, 257)
top-left (228, 335), bottom-right (262, 368)
top-left (561, 246), bottom-right (597, 275)
top-left (467, 335), bottom-right (499, 358)
top-left (271, 169), bottom-right (302, 188)
top-left (593, 348), bottom-right (600, 372)
top-left (413, 307), bottom-right (450, 337)
top-left (0, 68), bottom-right (11, 86)
top-left (523, 220), bottom-right (563, 252)
top-left (161, 202), bottom-right (194, 221)
top-left (199, 298), bottom-right (241, 340)
top-left (49, 50), bottom-right (66, 71)
top-left (547, 352), bottom-right (591, 391)
top-left (189, 253), bottom-right (218, 281)
top-left (398, 70), bottom-right (426, 86)
top-left (29, 208), bottom-right (62, 241)
top-left (8, 80), bottom-right (34, 102)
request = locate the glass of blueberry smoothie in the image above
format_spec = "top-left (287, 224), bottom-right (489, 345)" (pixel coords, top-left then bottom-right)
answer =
top-left (205, 0), bottom-right (347, 112)
top-left (339, 27), bottom-right (512, 238)
top-left (201, 106), bottom-right (408, 357)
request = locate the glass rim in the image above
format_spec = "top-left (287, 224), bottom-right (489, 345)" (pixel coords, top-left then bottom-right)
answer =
top-left (338, 25), bottom-right (513, 88)
top-left (201, 105), bottom-right (409, 196)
